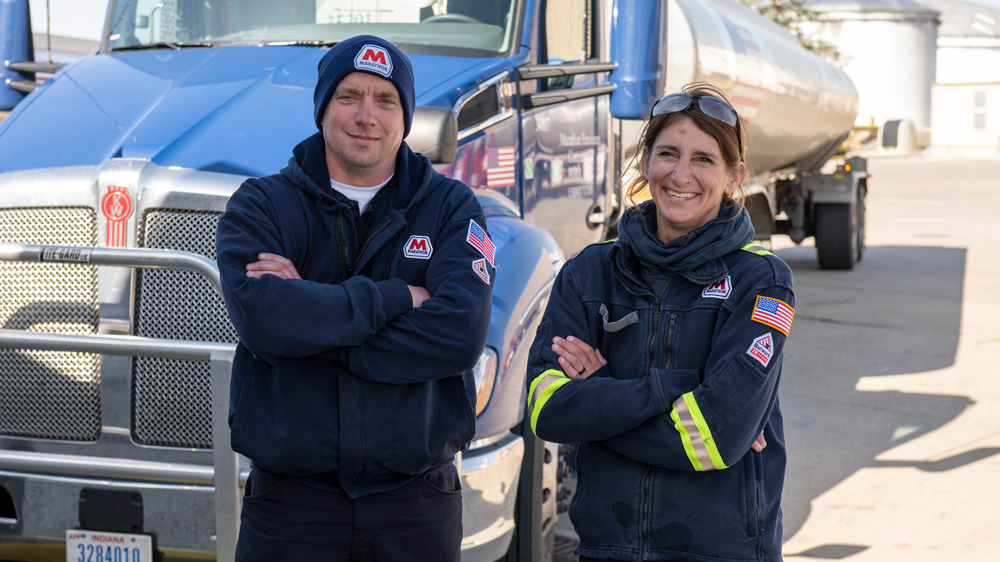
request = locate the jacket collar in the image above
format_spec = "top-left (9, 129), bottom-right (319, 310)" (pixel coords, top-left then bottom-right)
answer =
top-left (608, 239), bottom-right (730, 295)
top-left (281, 132), bottom-right (437, 216)
top-left (679, 256), bottom-right (729, 285)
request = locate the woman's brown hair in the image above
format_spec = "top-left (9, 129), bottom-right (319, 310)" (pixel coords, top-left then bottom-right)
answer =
top-left (624, 82), bottom-right (748, 208)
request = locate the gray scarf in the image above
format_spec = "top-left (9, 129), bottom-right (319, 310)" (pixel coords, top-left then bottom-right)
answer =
top-left (617, 200), bottom-right (754, 294)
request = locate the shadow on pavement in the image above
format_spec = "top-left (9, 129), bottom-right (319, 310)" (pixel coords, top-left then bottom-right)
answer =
top-left (788, 543), bottom-right (869, 559)
top-left (775, 245), bottom-right (983, 542)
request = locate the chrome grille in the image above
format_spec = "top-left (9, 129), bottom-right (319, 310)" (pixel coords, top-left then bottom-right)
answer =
top-left (133, 209), bottom-right (236, 449)
top-left (0, 207), bottom-right (100, 441)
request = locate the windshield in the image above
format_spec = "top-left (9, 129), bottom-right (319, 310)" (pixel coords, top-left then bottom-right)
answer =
top-left (105, 0), bottom-right (518, 56)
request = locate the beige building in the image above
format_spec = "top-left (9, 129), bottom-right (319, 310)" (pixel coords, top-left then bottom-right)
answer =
top-left (930, 82), bottom-right (1000, 156)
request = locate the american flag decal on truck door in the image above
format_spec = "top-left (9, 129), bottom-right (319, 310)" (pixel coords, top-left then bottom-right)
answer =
top-left (486, 146), bottom-right (516, 188)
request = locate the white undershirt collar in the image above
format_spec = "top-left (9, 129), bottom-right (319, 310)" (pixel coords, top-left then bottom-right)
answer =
top-left (330, 174), bottom-right (394, 214)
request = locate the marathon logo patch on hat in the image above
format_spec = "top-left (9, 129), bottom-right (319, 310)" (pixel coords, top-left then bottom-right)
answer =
top-left (355, 44), bottom-right (392, 77)
top-left (702, 275), bottom-right (732, 299)
top-left (403, 235), bottom-right (433, 259)
top-left (473, 258), bottom-right (490, 285)
top-left (746, 332), bottom-right (774, 368)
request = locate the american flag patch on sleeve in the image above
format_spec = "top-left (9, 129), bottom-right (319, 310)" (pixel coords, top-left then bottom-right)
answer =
top-left (466, 219), bottom-right (495, 267)
top-left (750, 296), bottom-right (794, 336)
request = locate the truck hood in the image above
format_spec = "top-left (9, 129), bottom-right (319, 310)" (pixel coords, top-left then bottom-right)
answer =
top-left (0, 47), bottom-right (506, 176)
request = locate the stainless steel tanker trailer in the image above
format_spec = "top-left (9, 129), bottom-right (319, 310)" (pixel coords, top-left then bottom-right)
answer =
top-left (609, 0), bottom-right (866, 269)
top-left (0, 0), bottom-right (864, 561)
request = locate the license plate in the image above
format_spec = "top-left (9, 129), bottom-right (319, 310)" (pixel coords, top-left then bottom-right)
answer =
top-left (66, 530), bottom-right (152, 562)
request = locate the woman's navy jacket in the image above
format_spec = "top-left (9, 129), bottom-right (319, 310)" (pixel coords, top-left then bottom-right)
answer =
top-left (216, 133), bottom-right (493, 499)
top-left (527, 237), bottom-right (795, 561)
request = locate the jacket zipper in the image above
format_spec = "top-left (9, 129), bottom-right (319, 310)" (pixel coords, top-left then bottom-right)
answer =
top-left (613, 268), bottom-right (674, 559)
top-left (647, 280), bottom-right (672, 370)
top-left (642, 282), bottom-right (672, 560)
top-left (335, 211), bottom-right (350, 281)
top-left (351, 219), bottom-right (391, 274)
top-left (664, 314), bottom-right (677, 369)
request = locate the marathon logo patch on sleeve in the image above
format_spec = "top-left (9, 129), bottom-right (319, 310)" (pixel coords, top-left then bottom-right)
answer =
top-left (702, 275), bottom-right (732, 299)
top-left (746, 333), bottom-right (774, 368)
top-left (750, 295), bottom-right (794, 336)
top-left (466, 219), bottom-right (496, 267)
top-left (473, 258), bottom-right (491, 285)
top-left (403, 235), bottom-right (433, 259)
top-left (355, 44), bottom-right (392, 77)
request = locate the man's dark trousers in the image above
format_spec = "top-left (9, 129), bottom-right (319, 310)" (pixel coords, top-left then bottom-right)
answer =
top-left (235, 461), bottom-right (462, 561)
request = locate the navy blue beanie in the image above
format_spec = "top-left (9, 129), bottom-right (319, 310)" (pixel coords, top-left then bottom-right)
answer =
top-left (314, 35), bottom-right (415, 138)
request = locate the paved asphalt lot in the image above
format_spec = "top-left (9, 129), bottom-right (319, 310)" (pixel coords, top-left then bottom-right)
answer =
top-left (774, 155), bottom-right (1000, 561)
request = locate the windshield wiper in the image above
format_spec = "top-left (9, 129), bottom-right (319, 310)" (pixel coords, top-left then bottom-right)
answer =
top-left (111, 41), bottom-right (213, 52)
top-left (258, 40), bottom-right (339, 47)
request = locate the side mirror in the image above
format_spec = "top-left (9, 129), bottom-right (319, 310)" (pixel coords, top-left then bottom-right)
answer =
top-left (135, 15), bottom-right (150, 29)
top-left (608, 0), bottom-right (667, 119)
top-left (408, 106), bottom-right (457, 164)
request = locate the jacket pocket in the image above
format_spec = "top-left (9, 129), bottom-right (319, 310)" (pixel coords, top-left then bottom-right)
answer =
top-left (231, 358), bottom-right (339, 477)
top-left (368, 376), bottom-right (473, 476)
top-left (701, 354), bottom-right (769, 434)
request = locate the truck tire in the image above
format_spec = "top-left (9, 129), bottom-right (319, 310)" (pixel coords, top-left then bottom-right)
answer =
top-left (815, 202), bottom-right (858, 270)
top-left (856, 186), bottom-right (866, 264)
top-left (503, 423), bottom-right (556, 562)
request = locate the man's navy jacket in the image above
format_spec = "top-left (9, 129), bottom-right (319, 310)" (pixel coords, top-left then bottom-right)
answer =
top-left (526, 237), bottom-right (794, 561)
top-left (216, 133), bottom-right (493, 498)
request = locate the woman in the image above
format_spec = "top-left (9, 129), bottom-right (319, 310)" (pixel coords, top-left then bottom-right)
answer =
top-left (526, 83), bottom-right (793, 562)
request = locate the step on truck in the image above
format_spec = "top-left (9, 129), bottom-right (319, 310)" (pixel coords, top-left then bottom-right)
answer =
top-left (0, 0), bottom-right (865, 560)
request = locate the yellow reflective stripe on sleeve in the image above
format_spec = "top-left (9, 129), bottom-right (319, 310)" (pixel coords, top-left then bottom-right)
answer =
top-left (527, 369), bottom-right (566, 410)
top-left (670, 392), bottom-right (727, 471)
top-left (527, 369), bottom-right (571, 437)
top-left (740, 243), bottom-right (774, 257)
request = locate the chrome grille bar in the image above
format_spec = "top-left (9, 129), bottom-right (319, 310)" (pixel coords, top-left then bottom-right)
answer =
top-left (0, 208), bottom-right (100, 442)
top-left (133, 209), bottom-right (235, 449)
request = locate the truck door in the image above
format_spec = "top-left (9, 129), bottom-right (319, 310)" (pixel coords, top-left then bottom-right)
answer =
top-left (521, 0), bottom-right (611, 257)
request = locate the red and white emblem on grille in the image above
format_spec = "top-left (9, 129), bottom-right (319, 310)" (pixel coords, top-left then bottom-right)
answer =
top-left (101, 186), bottom-right (133, 247)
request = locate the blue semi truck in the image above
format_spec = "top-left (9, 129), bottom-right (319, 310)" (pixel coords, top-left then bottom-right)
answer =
top-left (0, 0), bottom-right (864, 560)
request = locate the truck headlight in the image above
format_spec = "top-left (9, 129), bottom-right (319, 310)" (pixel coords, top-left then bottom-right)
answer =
top-left (472, 347), bottom-right (498, 416)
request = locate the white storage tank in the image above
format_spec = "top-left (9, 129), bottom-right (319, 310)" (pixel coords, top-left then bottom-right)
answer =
top-left (916, 0), bottom-right (1000, 84)
top-left (802, 0), bottom-right (940, 129)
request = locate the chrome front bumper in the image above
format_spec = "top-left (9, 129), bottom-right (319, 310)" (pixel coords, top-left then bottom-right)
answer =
top-left (0, 432), bottom-right (524, 562)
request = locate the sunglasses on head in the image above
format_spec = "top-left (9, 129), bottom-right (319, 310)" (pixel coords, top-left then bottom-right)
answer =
top-left (650, 93), bottom-right (743, 159)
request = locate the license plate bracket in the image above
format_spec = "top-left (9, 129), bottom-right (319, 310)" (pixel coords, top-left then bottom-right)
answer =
top-left (79, 488), bottom-right (143, 534)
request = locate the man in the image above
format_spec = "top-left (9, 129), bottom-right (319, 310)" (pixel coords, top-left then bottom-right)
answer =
top-left (216, 35), bottom-right (494, 561)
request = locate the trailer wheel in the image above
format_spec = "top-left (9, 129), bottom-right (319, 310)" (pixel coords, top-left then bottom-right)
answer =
top-left (504, 422), bottom-right (556, 562)
top-left (855, 186), bottom-right (866, 264)
top-left (815, 202), bottom-right (858, 270)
